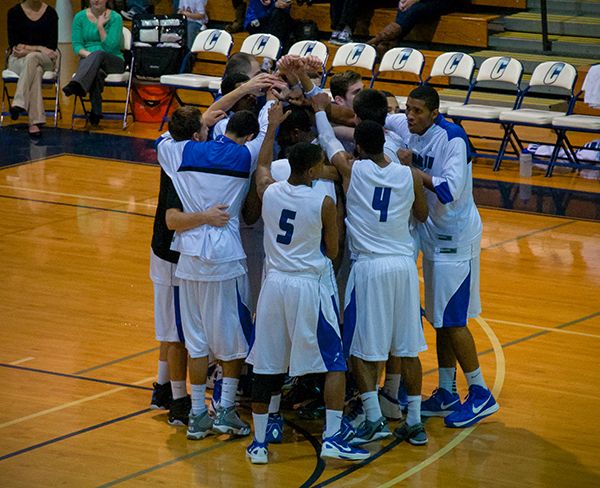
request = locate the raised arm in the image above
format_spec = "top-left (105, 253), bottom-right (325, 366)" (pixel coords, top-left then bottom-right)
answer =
top-left (166, 205), bottom-right (230, 231)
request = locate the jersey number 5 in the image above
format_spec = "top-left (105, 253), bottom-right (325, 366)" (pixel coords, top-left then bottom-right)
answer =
top-left (276, 209), bottom-right (297, 245)
top-left (372, 187), bottom-right (391, 222)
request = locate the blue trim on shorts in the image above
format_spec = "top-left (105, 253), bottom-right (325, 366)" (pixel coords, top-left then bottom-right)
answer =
top-left (173, 285), bottom-right (185, 344)
top-left (342, 287), bottom-right (357, 359)
top-left (317, 302), bottom-right (347, 373)
top-left (236, 282), bottom-right (255, 348)
top-left (442, 268), bottom-right (471, 327)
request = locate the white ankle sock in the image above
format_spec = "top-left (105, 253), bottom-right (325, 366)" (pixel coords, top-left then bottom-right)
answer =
top-left (157, 360), bottom-right (170, 385)
top-left (325, 409), bottom-right (343, 438)
top-left (252, 412), bottom-right (268, 443)
top-left (465, 368), bottom-right (487, 389)
top-left (439, 367), bottom-right (457, 394)
top-left (170, 380), bottom-right (187, 400)
top-left (221, 377), bottom-right (239, 408)
top-left (360, 391), bottom-right (382, 421)
top-left (406, 395), bottom-right (421, 426)
top-left (190, 384), bottom-right (207, 415)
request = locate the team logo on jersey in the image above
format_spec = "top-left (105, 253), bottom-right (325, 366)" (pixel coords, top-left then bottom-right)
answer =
top-left (392, 48), bottom-right (413, 70)
top-left (543, 62), bottom-right (566, 85)
top-left (203, 30), bottom-right (222, 51)
top-left (252, 35), bottom-right (270, 55)
top-left (345, 44), bottom-right (366, 66)
top-left (443, 53), bottom-right (464, 76)
top-left (300, 42), bottom-right (317, 56)
top-left (490, 57), bottom-right (511, 80)
top-left (412, 153), bottom-right (435, 170)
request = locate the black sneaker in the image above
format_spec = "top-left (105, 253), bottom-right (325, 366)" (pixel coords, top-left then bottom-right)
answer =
top-left (150, 382), bottom-right (172, 410)
top-left (168, 395), bottom-right (191, 426)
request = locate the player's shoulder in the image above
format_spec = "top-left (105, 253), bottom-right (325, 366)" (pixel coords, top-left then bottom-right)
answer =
top-left (433, 115), bottom-right (468, 145)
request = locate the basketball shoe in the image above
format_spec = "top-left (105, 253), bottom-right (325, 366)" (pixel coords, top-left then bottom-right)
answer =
top-left (444, 385), bottom-right (499, 428)
top-left (349, 417), bottom-right (392, 445)
top-left (187, 410), bottom-right (214, 440)
top-left (421, 388), bottom-right (461, 417)
top-left (150, 382), bottom-right (172, 410)
top-left (168, 395), bottom-right (191, 426)
top-left (266, 413), bottom-right (284, 444)
top-left (321, 431), bottom-right (370, 461)
top-left (213, 406), bottom-right (251, 436)
top-left (246, 439), bottom-right (269, 464)
top-left (394, 422), bottom-right (428, 445)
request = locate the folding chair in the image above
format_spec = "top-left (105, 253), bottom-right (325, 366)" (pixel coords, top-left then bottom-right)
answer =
top-left (287, 40), bottom-right (329, 87)
top-left (425, 52), bottom-right (475, 115)
top-left (240, 33), bottom-right (282, 71)
top-left (371, 47), bottom-right (424, 111)
top-left (71, 27), bottom-right (134, 129)
top-left (326, 42), bottom-right (377, 87)
top-left (159, 29), bottom-right (233, 129)
top-left (446, 56), bottom-right (524, 162)
top-left (1, 48), bottom-right (61, 127)
top-left (495, 61), bottom-right (578, 172)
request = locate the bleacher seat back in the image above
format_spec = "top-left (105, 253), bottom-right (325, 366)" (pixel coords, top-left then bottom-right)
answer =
top-left (240, 33), bottom-right (282, 60)
top-left (528, 61), bottom-right (577, 92)
top-left (190, 29), bottom-right (233, 57)
top-left (476, 56), bottom-right (523, 86)
top-left (379, 47), bottom-right (424, 79)
top-left (429, 52), bottom-right (475, 83)
top-left (288, 40), bottom-right (329, 66)
top-left (122, 27), bottom-right (131, 50)
top-left (331, 43), bottom-right (377, 71)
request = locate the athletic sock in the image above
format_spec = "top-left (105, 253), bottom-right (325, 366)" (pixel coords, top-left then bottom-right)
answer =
top-left (157, 360), bottom-right (170, 385)
top-left (252, 412), bottom-right (269, 444)
top-left (220, 377), bottom-right (240, 409)
top-left (465, 368), bottom-right (487, 389)
top-left (170, 380), bottom-right (187, 400)
top-left (325, 409), bottom-right (343, 438)
top-left (406, 395), bottom-right (422, 426)
top-left (360, 391), bottom-right (382, 422)
top-left (190, 384), bottom-right (207, 415)
top-left (268, 393), bottom-right (281, 414)
top-left (439, 367), bottom-right (457, 394)
top-left (383, 374), bottom-right (401, 399)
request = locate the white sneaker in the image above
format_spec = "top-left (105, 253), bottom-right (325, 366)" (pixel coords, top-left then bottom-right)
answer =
top-left (246, 439), bottom-right (268, 464)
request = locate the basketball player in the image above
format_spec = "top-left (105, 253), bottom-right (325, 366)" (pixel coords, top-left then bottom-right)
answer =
top-left (245, 101), bottom-right (369, 464)
top-left (397, 85), bottom-right (499, 428)
top-left (313, 93), bottom-right (430, 446)
top-left (156, 98), bottom-right (275, 440)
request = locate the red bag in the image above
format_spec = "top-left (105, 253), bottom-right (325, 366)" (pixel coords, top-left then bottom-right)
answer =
top-left (131, 83), bottom-right (178, 123)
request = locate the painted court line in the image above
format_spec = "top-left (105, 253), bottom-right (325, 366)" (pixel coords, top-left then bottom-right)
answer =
top-left (484, 317), bottom-right (600, 339)
top-left (0, 185), bottom-right (156, 209)
top-left (0, 376), bottom-right (154, 430)
top-left (74, 347), bottom-right (160, 375)
top-left (8, 357), bottom-right (35, 366)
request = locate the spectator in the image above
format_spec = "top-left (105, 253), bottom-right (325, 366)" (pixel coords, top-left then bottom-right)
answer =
top-left (227, 0), bottom-right (247, 33)
top-left (178, 0), bottom-right (209, 49)
top-left (329, 0), bottom-right (358, 45)
top-left (368, 0), bottom-right (464, 57)
top-left (63, 0), bottom-right (124, 127)
top-left (7, 0), bottom-right (59, 137)
top-left (245, 0), bottom-right (294, 52)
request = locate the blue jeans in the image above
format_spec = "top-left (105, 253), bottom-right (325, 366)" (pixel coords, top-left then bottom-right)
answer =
top-left (127, 0), bottom-right (152, 13)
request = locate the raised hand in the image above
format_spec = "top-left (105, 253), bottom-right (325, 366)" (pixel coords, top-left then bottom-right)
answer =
top-left (310, 92), bottom-right (331, 113)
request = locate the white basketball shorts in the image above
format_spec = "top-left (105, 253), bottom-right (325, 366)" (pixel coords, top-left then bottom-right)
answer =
top-left (422, 255), bottom-right (482, 328)
top-left (247, 269), bottom-right (346, 377)
top-left (344, 255), bottom-right (427, 360)
top-left (179, 274), bottom-right (253, 360)
top-left (150, 250), bottom-right (183, 343)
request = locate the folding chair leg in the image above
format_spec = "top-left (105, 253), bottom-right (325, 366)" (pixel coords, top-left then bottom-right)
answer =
top-left (546, 129), bottom-right (565, 177)
top-left (53, 82), bottom-right (60, 128)
top-left (493, 122), bottom-right (513, 172)
top-left (159, 91), bottom-right (176, 131)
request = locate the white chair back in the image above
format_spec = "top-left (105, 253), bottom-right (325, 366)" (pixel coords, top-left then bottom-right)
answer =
top-left (122, 27), bottom-right (132, 51)
top-left (379, 47), bottom-right (424, 78)
top-left (287, 40), bottom-right (329, 65)
top-left (476, 56), bottom-right (523, 86)
top-left (331, 43), bottom-right (377, 71)
top-left (429, 52), bottom-right (475, 82)
top-left (240, 33), bottom-right (281, 60)
top-left (529, 61), bottom-right (577, 91)
top-left (191, 29), bottom-right (233, 57)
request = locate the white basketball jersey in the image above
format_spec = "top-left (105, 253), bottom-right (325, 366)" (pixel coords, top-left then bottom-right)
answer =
top-left (271, 158), bottom-right (336, 204)
top-left (346, 159), bottom-right (415, 257)
top-left (262, 181), bottom-right (329, 275)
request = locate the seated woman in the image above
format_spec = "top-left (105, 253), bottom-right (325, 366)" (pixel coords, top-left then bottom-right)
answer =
top-left (7, 0), bottom-right (59, 137)
top-left (62, 0), bottom-right (124, 126)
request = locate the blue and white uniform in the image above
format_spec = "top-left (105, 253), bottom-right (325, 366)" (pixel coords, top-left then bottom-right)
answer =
top-left (343, 159), bottom-right (426, 360)
top-left (410, 114), bottom-right (482, 328)
top-left (246, 180), bottom-right (346, 377)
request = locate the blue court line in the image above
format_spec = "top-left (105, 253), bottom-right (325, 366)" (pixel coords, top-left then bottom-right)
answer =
top-left (311, 309), bottom-right (599, 487)
top-left (0, 363), bottom-right (152, 391)
top-left (0, 408), bottom-right (151, 462)
top-left (96, 437), bottom-right (245, 487)
top-left (0, 194), bottom-right (154, 219)
top-left (74, 347), bottom-right (160, 375)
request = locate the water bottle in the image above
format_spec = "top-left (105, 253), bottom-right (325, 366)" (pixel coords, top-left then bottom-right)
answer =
top-left (519, 149), bottom-right (533, 178)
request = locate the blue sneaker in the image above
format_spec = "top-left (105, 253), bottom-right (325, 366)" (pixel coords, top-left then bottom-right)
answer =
top-left (322, 416), bottom-right (356, 442)
top-left (421, 388), bottom-right (461, 418)
top-left (246, 439), bottom-right (269, 464)
top-left (444, 385), bottom-right (499, 428)
top-left (321, 431), bottom-right (370, 461)
top-left (266, 413), bottom-right (284, 444)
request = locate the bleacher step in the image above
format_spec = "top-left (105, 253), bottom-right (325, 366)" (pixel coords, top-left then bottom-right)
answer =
top-left (527, 0), bottom-right (600, 16)
top-left (489, 31), bottom-right (600, 57)
top-left (497, 12), bottom-right (600, 38)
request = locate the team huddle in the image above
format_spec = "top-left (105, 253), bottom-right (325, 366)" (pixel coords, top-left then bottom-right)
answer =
top-left (149, 54), bottom-right (499, 465)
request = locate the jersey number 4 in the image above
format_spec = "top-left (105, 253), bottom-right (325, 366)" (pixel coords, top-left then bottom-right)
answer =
top-left (276, 209), bottom-right (297, 245)
top-left (372, 187), bottom-right (391, 222)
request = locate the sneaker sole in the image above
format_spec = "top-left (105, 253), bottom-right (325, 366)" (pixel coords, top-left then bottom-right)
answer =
top-left (320, 448), bottom-right (370, 461)
top-left (246, 453), bottom-right (268, 464)
top-left (150, 404), bottom-right (169, 410)
top-left (213, 425), bottom-right (251, 436)
top-left (349, 431), bottom-right (392, 446)
top-left (421, 409), bottom-right (455, 418)
top-left (168, 418), bottom-right (188, 427)
top-left (186, 430), bottom-right (212, 440)
top-left (444, 403), bottom-right (500, 428)
top-left (407, 436), bottom-right (428, 446)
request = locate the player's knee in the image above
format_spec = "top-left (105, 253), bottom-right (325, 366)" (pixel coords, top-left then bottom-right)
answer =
top-left (252, 374), bottom-right (279, 404)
